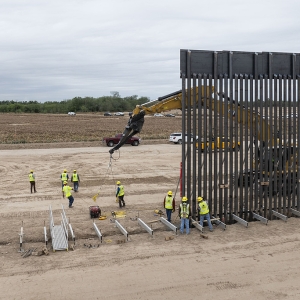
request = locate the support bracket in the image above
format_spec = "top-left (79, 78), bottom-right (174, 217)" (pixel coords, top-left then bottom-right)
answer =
top-left (290, 208), bottom-right (300, 217)
top-left (93, 221), bottom-right (103, 243)
top-left (137, 218), bottom-right (154, 236)
top-left (114, 220), bottom-right (129, 241)
top-left (232, 214), bottom-right (248, 227)
top-left (252, 212), bottom-right (268, 225)
top-left (160, 217), bottom-right (178, 234)
top-left (191, 219), bottom-right (203, 232)
top-left (272, 210), bottom-right (287, 222)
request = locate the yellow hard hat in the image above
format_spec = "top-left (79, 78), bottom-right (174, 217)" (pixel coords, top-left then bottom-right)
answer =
top-left (64, 169), bottom-right (67, 172)
top-left (73, 170), bottom-right (76, 172)
top-left (63, 181), bottom-right (67, 184)
top-left (168, 191), bottom-right (173, 196)
top-left (197, 196), bottom-right (203, 201)
top-left (30, 170), bottom-right (33, 173)
top-left (182, 196), bottom-right (188, 202)
top-left (116, 181), bottom-right (121, 185)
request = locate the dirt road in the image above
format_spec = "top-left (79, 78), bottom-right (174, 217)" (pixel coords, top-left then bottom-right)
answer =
top-left (0, 143), bottom-right (300, 300)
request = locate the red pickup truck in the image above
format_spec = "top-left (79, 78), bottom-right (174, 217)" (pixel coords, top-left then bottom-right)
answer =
top-left (102, 133), bottom-right (141, 147)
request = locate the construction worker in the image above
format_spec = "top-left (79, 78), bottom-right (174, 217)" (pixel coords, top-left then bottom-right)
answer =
top-left (163, 191), bottom-right (175, 222)
top-left (62, 181), bottom-right (74, 208)
top-left (197, 196), bottom-right (213, 232)
top-left (71, 170), bottom-right (80, 192)
top-left (116, 181), bottom-right (125, 208)
top-left (28, 170), bottom-right (37, 193)
top-left (178, 196), bottom-right (191, 234)
top-left (60, 169), bottom-right (69, 188)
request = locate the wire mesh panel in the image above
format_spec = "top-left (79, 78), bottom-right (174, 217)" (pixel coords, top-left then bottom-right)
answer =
top-left (180, 50), bottom-right (300, 223)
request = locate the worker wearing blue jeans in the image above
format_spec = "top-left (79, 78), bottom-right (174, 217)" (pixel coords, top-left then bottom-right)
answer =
top-left (164, 191), bottom-right (175, 222)
top-left (179, 196), bottom-right (191, 234)
top-left (197, 196), bottom-right (213, 232)
top-left (62, 181), bottom-right (75, 208)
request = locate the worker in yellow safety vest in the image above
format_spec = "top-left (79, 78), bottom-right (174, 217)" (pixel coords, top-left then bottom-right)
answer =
top-left (178, 196), bottom-right (191, 234)
top-left (163, 191), bottom-right (175, 222)
top-left (197, 196), bottom-right (213, 232)
top-left (71, 170), bottom-right (80, 192)
top-left (60, 169), bottom-right (69, 188)
top-left (62, 181), bottom-right (74, 208)
top-left (28, 170), bottom-right (37, 193)
top-left (116, 181), bottom-right (125, 208)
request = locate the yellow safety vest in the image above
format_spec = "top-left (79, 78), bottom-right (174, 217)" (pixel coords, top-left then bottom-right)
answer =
top-left (61, 173), bottom-right (68, 181)
top-left (29, 173), bottom-right (35, 182)
top-left (117, 185), bottom-right (124, 196)
top-left (165, 195), bottom-right (173, 209)
top-left (72, 173), bottom-right (78, 182)
top-left (180, 203), bottom-right (189, 218)
top-left (63, 185), bottom-right (72, 198)
top-left (199, 201), bottom-right (209, 215)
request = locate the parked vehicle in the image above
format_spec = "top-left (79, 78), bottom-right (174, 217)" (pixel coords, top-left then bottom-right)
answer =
top-left (165, 113), bottom-right (175, 117)
top-left (169, 133), bottom-right (198, 144)
top-left (68, 112), bottom-right (76, 116)
top-left (196, 136), bottom-right (240, 151)
top-left (114, 112), bottom-right (124, 116)
top-left (104, 112), bottom-right (112, 116)
top-left (103, 133), bottom-right (141, 147)
top-left (154, 113), bottom-right (164, 117)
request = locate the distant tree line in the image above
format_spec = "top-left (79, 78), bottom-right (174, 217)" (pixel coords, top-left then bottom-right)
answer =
top-left (0, 92), bottom-right (150, 113)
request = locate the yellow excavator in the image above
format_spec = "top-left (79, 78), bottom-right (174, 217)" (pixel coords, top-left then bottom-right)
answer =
top-left (108, 88), bottom-right (196, 154)
top-left (108, 86), bottom-right (297, 195)
top-left (108, 86), bottom-right (271, 154)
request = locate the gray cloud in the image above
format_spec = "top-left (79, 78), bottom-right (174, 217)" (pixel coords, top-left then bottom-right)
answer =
top-left (1, 0), bottom-right (300, 102)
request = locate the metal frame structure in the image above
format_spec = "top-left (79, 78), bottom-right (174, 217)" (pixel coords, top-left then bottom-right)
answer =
top-left (180, 49), bottom-right (300, 224)
top-left (49, 205), bottom-right (70, 251)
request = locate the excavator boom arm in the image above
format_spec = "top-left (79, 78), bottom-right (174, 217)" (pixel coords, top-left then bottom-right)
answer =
top-left (109, 86), bottom-right (273, 154)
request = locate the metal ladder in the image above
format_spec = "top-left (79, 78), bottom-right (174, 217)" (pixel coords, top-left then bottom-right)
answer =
top-left (49, 205), bottom-right (69, 251)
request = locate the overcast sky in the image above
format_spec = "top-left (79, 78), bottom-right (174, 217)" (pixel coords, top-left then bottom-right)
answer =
top-left (1, 0), bottom-right (300, 102)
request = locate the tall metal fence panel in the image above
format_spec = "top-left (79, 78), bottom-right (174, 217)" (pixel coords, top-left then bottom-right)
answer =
top-left (180, 50), bottom-right (300, 223)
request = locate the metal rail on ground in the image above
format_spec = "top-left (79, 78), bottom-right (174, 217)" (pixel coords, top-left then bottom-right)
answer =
top-left (290, 208), bottom-right (300, 217)
top-left (114, 220), bottom-right (129, 241)
top-left (252, 212), bottom-right (268, 225)
top-left (93, 221), bottom-right (103, 243)
top-left (160, 217), bottom-right (178, 234)
top-left (137, 218), bottom-right (154, 236)
top-left (191, 219), bottom-right (203, 232)
top-left (212, 219), bottom-right (226, 230)
top-left (61, 204), bottom-right (75, 244)
top-left (232, 214), bottom-right (248, 227)
top-left (272, 210), bottom-right (288, 222)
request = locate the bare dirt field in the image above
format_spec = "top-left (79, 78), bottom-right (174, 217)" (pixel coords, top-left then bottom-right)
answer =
top-left (1, 114), bottom-right (300, 300)
top-left (0, 113), bottom-right (182, 147)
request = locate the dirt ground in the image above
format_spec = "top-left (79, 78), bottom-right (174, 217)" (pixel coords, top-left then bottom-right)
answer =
top-left (0, 113), bottom-right (182, 146)
top-left (1, 114), bottom-right (300, 300)
top-left (1, 143), bottom-right (300, 300)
